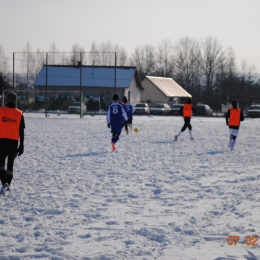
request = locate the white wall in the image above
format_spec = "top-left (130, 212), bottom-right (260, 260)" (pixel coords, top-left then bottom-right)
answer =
top-left (124, 77), bottom-right (141, 106)
top-left (141, 78), bottom-right (168, 105)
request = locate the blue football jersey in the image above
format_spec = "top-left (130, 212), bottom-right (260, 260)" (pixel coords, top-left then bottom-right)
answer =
top-left (123, 103), bottom-right (135, 120)
top-left (107, 101), bottom-right (128, 126)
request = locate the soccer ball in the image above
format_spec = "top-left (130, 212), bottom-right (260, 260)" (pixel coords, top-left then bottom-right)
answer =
top-left (134, 128), bottom-right (139, 132)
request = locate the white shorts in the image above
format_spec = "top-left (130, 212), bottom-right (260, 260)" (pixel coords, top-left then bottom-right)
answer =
top-left (229, 129), bottom-right (239, 137)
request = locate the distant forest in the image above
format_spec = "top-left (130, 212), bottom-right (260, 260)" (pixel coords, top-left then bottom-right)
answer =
top-left (0, 36), bottom-right (259, 110)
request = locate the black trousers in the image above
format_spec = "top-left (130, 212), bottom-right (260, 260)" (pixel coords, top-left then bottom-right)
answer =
top-left (181, 117), bottom-right (192, 132)
top-left (0, 139), bottom-right (18, 186)
top-left (124, 119), bottom-right (133, 131)
top-left (0, 139), bottom-right (18, 172)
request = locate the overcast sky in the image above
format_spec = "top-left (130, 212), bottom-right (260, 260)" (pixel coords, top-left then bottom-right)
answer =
top-left (1, 0), bottom-right (260, 73)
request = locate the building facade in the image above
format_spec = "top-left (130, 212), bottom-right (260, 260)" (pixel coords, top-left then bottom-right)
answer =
top-left (33, 65), bottom-right (144, 107)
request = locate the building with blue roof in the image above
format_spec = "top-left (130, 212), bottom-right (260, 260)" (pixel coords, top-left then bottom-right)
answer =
top-left (33, 65), bottom-right (143, 106)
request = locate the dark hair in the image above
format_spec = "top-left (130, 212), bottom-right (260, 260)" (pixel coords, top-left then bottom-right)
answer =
top-left (187, 97), bottom-right (192, 104)
top-left (112, 94), bottom-right (119, 101)
top-left (123, 96), bottom-right (127, 103)
top-left (7, 92), bottom-right (17, 104)
top-left (232, 100), bottom-right (238, 108)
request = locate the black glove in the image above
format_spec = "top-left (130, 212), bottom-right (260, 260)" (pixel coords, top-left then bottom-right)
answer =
top-left (17, 145), bottom-right (24, 156)
top-left (107, 124), bottom-right (111, 128)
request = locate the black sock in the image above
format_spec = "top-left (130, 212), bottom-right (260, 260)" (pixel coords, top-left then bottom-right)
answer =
top-left (6, 174), bottom-right (13, 186)
top-left (0, 170), bottom-right (7, 186)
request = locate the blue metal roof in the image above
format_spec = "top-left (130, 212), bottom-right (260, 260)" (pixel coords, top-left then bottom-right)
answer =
top-left (33, 65), bottom-right (136, 88)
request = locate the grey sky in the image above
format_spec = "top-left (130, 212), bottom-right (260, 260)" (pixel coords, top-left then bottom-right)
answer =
top-left (1, 0), bottom-right (260, 72)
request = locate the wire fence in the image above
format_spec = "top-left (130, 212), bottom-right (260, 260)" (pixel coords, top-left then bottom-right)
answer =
top-left (3, 52), bottom-right (118, 117)
top-left (1, 89), bottom-right (110, 119)
top-left (12, 52), bottom-right (117, 90)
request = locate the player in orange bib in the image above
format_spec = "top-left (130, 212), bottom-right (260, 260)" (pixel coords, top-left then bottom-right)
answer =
top-left (0, 92), bottom-right (25, 196)
top-left (175, 97), bottom-right (196, 141)
top-left (226, 100), bottom-right (244, 151)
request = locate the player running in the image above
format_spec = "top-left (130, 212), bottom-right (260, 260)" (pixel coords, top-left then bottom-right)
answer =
top-left (175, 97), bottom-right (196, 141)
top-left (226, 100), bottom-right (244, 151)
top-left (0, 92), bottom-right (25, 196)
top-left (107, 94), bottom-right (128, 151)
top-left (122, 96), bottom-right (135, 134)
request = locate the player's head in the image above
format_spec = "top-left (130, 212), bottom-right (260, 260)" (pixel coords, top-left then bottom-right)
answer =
top-left (6, 92), bottom-right (17, 104)
top-left (112, 94), bottom-right (119, 101)
top-left (187, 97), bottom-right (192, 104)
top-left (123, 96), bottom-right (127, 103)
top-left (232, 100), bottom-right (238, 108)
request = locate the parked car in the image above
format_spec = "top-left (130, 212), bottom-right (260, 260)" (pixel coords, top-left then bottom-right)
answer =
top-left (150, 103), bottom-right (171, 115)
top-left (246, 104), bottom-right (260, 117)
top-left (170, 104), bottom-right (184, 116)
top-left (134, 103), bottom-right (150, 114)
top-left (68, 102), bottom-right (87, 114)
top-left (195, 104), bottom-right (212, 116)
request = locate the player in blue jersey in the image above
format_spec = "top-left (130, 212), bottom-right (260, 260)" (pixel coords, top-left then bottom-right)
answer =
top-left (122, 96), bottom-right (135, 134)
top-left (107, 94), bottom-right (128, 151)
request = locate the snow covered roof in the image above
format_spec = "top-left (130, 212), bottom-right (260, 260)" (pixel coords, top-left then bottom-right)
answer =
top-left (34, 65), bottom-right (143, 90)
top-left (145, 76), bottom-right (191, 97)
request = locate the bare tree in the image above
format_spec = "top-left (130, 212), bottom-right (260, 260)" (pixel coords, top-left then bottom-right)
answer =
top-left (174, 37), bottom-right (201, 102)
top-left (224, 47), bottom-right (237, 77)
top-left (0, 43), bottom-right (10, 93)
top-left (22, 42), bottom-right (36, 89)
top-left (60, 52), bottom-right (70, 65)
top-left (70, 43), bottom-right (85, 65)
top-left (48, 43), bottom-right (71, 65)
top-left (0, 43), bottom-right (9, 77)
top-left (130, 46), bottom-right (144, 76)
top-left (35, 48), bottom-right (45, 77)
top-left (157, 39), bottom-right (174, 77)
top-left (130, 44), bottom-right (157, 79)
top-left (214, 47), bottom-right (237, 109)
top-left (89, 42), bottom-right (101, 65)
top-left (48, 42), bottom-right (60, 65)
top-left (88, 41), bottom-right (128, 66)
top-left (200, 36), bottom-right (225, 103)
top-left (240, 60), bottom-right (257, 82)
top-left (115, 45), bottom-right (128, 66)
top-left (144, 44), bottom-right (157, 75)
top-left (98, 40), bottom-right (116, 66)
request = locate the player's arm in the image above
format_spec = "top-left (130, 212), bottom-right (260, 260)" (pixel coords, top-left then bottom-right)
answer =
top-left (226, 110), bottom-right (230, 125)
top-left (122, 106), bottom-right (128, 121)
top-left (19, 115), bottom-right (25, 146)
top-left (179, 106), bottom-right (183, 116)
top-left (107, 107), bottom-right (111, 125)
top-left (17, 115), bottom-right (25, 156)
top-left (132, 105), bottom-right (135, 113)
top-left (240, 109), bottom-right (244, 122)
top-left (192, 106), bottom-right (196, 114)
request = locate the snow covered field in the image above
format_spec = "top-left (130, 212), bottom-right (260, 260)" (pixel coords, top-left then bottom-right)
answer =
top-left (0, 114), bottom-right (260, 260)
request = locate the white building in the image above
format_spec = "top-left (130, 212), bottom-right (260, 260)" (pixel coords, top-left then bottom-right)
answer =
top-left (141, 76), bottom-right (191, 106)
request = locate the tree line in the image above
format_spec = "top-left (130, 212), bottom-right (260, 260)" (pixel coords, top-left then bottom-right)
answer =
top-left (0, 36), bottom-right (259, 110)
